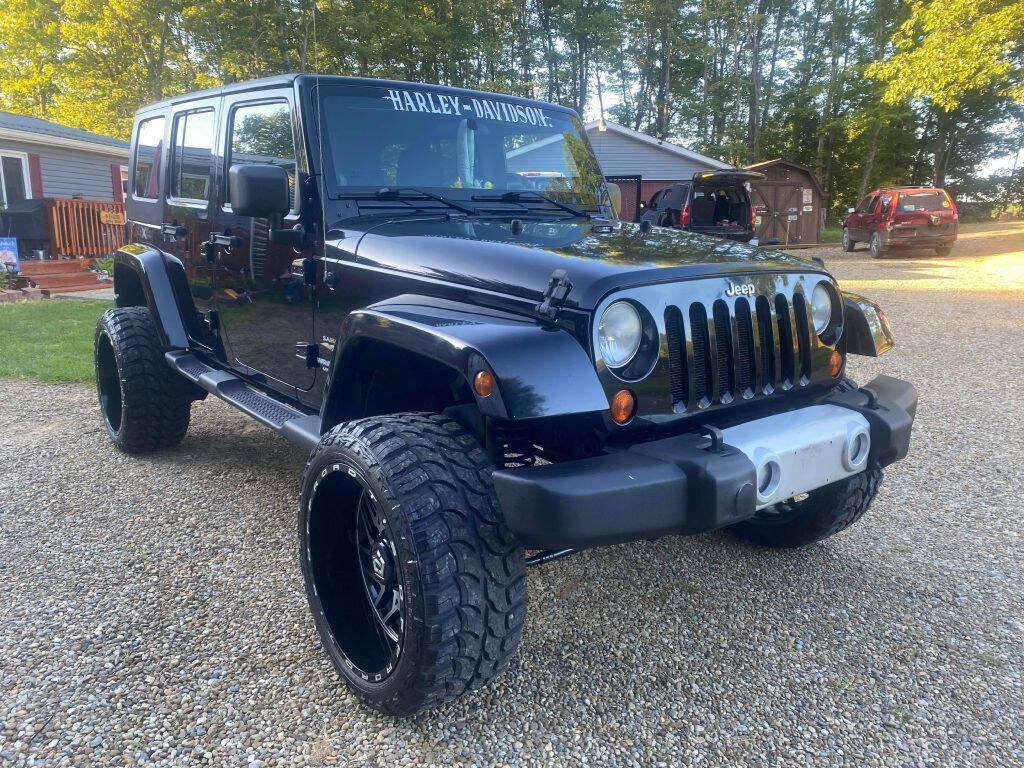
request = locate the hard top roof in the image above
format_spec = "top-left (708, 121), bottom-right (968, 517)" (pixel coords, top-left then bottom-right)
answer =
top-left (136, 74), bottom-right (577, 116)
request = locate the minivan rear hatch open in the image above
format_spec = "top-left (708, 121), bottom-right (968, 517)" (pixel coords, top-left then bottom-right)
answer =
top-left (692, 169), bottom-right (765, 184)
top-left (688, 169), bottom-right (764, 235)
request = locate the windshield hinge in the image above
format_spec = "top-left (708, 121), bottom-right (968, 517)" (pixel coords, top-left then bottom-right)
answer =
top-left (535, 269), bottom-right (573, 322)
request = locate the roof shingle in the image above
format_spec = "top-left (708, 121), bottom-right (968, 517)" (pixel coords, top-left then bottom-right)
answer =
top-left (0, 111), bottom-right (128, 149)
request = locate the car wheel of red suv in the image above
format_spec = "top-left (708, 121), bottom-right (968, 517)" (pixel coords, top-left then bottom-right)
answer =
top-left (869, 232), bottom-right (886, 259)
top-left (842, 227), bottom-right (855, 252)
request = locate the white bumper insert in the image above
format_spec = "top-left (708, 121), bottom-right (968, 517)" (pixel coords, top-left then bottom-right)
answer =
top-left (721, 405), bottom-right (871, 509)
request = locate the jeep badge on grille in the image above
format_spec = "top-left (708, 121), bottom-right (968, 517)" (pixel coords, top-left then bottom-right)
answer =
top-left (725, 282), bottom-right (756, 297)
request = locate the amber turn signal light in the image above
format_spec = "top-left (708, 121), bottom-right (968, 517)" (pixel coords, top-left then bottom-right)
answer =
top-left (610, 389), bottom-right (636, 424)
top-left (829, 349), bottom-right (843, 377)
top-left (473, 370), bottom-right (494, 397)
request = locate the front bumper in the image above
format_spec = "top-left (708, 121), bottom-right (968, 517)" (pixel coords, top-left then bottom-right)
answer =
top-left (493, 375), bottom-right (917, 549)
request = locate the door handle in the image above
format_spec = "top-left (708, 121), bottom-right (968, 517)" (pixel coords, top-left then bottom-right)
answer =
top-left (210, 232), bottom-right (243, 249)
top-left (161, 222), bottom-right (187, 238)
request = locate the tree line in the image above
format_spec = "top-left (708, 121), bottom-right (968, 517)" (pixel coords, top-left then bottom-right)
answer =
top-left (2, 0), bottom-right (1022, 218)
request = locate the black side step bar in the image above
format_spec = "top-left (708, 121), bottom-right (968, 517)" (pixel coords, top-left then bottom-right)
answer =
top-left (166, 351), bottom-right (322, 451)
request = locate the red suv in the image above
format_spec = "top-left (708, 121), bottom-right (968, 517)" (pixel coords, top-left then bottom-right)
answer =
top-left (842, 186), bottom-right (957, 258)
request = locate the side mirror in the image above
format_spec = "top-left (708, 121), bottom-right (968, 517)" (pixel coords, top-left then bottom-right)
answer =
top-left (605, 182), bottom-right (621, 218)
top-left (229, 164), bottom-right (291, 218)
top-left (847, 207), bottom-right (855, 214)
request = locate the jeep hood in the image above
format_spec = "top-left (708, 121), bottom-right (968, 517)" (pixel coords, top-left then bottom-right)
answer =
top-left (332, 217), bottom-right (823, 310)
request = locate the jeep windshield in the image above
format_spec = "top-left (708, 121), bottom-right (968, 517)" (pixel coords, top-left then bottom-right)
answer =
top-left (317, 84), bottom-right (607, 215)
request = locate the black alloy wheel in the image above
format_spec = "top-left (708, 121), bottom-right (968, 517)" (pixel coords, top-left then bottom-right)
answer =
top-left (352, 484), bottom-right (404, 678)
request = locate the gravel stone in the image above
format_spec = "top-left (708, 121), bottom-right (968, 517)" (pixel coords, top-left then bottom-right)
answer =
top-left (2, 233), bottom-right (1023, 766)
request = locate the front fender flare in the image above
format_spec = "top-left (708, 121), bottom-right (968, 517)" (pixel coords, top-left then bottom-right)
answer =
top-left (113, 243), bottom-right (197, 349)
top-left (322, 296), bottom-right (609, 424)
top-left (842, 291), bottom-right (894, 357)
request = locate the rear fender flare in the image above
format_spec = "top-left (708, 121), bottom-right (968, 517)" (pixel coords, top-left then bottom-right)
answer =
top-left (321, 295), bottom-right (609, 427)
top-left (113, 244), bottom-right (198, 349)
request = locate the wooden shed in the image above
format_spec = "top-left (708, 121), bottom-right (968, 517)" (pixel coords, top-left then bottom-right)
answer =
top-left (744, 159), bottom-right (825, 245)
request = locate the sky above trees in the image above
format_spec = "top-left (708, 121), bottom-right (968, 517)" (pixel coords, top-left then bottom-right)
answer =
top-left (2, 0), bottom-right (1022, 217)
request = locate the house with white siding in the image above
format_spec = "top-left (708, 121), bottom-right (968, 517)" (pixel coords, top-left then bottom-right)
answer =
top-left (507, 120), bottom-right (731, 221)
top-left (0, 111), bottom-right (129, 207)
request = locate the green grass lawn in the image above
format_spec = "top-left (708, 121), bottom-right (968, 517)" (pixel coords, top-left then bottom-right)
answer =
top-left (820, 226), bottom-right (843, 243)
top-left (0, 300), bottom-right (112, 383)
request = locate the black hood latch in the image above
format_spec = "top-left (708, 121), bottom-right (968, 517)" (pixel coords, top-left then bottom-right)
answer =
top-left (535, 269), bottom-right (573, 322)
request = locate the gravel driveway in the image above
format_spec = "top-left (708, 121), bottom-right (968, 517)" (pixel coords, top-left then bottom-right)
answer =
top-left (3, 224), bottom-right (1023, 767)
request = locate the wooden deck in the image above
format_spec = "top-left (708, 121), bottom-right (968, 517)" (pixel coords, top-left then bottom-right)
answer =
top-left (16, 258), bottom-right (105, 295)
top-left (43, 198), bottom-right (126, 260)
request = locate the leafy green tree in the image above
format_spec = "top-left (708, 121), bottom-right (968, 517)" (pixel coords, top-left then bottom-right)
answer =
top-left (868, 0), bottom-right (1024, 110)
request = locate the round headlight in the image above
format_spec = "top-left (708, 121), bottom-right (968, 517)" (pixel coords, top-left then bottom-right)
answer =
top-left (598, 301), bottom-right (642, 368)
top-left (810, 281), bottom-right (834, 335)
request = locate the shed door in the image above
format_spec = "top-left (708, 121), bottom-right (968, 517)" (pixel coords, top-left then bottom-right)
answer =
top-left (751, 183), bottom-right (803, 244)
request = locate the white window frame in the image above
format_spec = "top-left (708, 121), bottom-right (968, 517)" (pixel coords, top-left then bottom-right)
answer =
top-left (0, 149), bottom-right (33, 207)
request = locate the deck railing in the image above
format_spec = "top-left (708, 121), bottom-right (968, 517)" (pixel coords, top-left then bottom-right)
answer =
top-left (44, 198), bottom-right (126, 259)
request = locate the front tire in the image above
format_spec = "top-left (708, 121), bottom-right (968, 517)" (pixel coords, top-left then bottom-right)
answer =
top-left (299, 413), bottom-right (526, 715)
top-left (94, 307), bottom-right (193, 453)
top-left (842, 227), bottom-right (856, 252)
top-left (728, 466), bottom-right (882, 548)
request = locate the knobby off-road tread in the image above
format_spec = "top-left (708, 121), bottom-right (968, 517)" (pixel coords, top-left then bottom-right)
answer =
top-left (97, 307), bottom-right (192, 453)
top-left (728, 466), bottom-right (883, 548)
top-left (304, 413), bottom-right (526, 714)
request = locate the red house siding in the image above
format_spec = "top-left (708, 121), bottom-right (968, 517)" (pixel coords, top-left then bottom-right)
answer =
top-left (28, 153), bottom-right (44, 197)
top-left (111, 164), bottom-right (124, 202)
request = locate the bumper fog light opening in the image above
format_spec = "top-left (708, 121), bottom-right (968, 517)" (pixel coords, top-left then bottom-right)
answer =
top-left (756, 458), bottom-right (782, 504)
top-left (844, 427), bottom-right (871, 471)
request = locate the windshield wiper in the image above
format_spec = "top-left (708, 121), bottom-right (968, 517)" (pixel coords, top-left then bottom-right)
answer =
top-left (470, 190), bottom-right (591, 219)
top-left (338, 186), bottom-right (479, 216)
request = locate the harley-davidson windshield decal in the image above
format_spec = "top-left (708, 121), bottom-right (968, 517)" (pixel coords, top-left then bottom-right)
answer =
top-left (382, 88), bottom-right (554, 128)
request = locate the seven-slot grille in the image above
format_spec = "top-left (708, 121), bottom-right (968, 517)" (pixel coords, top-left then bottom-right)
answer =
top-left (664, 289), bottom-right (814, 411)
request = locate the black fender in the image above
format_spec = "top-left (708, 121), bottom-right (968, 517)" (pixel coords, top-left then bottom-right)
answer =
top-left (321, 295), bottom-right (609, 426)
top-left (113, 243), bottom-right (199, 349)
top-left (842, 291), bottom-right (894, 357)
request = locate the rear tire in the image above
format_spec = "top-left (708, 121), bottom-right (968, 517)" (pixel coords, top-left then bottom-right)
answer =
top-left (935, 245), bottom-right (953, 257)
top-left (869, 232), bottom-right (886, 259)
top-left (842, 227), bottom-right (856, 252)
top-left (728, 466), bottom-right (882, 548)
top-left (95, 307), bottom-right (193, 453)
top-left (299, 413), bottom-right (526, 715)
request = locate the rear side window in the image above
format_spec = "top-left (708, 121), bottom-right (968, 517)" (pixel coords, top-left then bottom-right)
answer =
top-left (665, 185), bottom-right (689, 208)
top-left (228, 101), bottom-right (296, 205)
top-left (133, 116), bottom-right (165, 200)
top-left (898, 191), bottom-right (950, 212)
top-left (170, 109), bottom-right (215, 201)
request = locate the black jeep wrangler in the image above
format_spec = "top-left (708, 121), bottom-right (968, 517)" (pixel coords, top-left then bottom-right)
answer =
top-left (95, 74), bottom-right (917, 715)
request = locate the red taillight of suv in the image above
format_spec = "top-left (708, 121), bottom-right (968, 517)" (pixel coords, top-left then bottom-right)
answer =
top-left (677, 204), bottom-right (691, 228)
